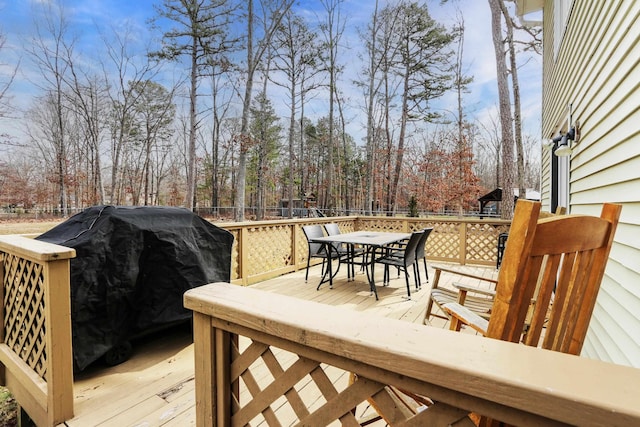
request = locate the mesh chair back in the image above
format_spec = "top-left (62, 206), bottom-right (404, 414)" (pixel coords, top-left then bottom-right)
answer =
top-left (415, 228), bottom-right (433, 260)
top-left (403, 231), bottom-right (423, 265)
top-left (324, 223), bottom-right (341, 236)
top-left (302, 225), bottom-right (326, 257)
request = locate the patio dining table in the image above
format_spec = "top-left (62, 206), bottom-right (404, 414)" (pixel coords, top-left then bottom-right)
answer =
top-left (310, 230), bottom-right (411, 300)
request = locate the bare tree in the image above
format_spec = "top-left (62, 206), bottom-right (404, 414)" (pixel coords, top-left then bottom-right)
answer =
top-left (0, 29), bottom-right (18, 123)
top-left (317, 0), bottom-right (346, 214)
top-left (272, 11), bottom-right (323, 218)
top-left (101, 24), bottom-right (163, 204)
top-left (475, 110), bottom-right (503, 190)
top-left (450, 11), bottom-right (475, 215)
top-left (27, 1), bottom-right (73, 215)
top-left (387, 1), bottom-right (457, 214)
top-left (488, 0), bottom-right (515, 218)
top-left (64, 69), bottom-right (108, 205)
top-left (377, 5), bottom-right (402, 214)
top-left (357, 0), bottom-right (383, 215)
top-left (152, 0), bottom-right (237, 210)
top-left (498, 0), bottom-right (526, 200)
top-left (130, 81), bottom-right (177, 205)
top-left (206, 55), bottom-right (236, 214)
top-left (234, 0), bottom-right (295, 221)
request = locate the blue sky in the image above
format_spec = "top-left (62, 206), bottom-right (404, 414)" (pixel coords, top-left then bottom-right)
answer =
top-left (0, 0), bottom-right (542, 146)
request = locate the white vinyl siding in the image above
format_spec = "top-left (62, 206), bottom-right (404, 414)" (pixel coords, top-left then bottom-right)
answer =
top-left (540, 0), bottom-right (640, 367)
top-left (553, 0), bottom-right (573, 59)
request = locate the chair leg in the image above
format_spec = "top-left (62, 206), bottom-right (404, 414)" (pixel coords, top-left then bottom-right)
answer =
top-left (305, 258), bottom-right (311, 282)
top-left (423, 268), bottom-right (442, 325)
top-left (413, 263), bottom-right (420, 291)
top-left (422, 258), bottom-right (429, 283)
top-left (349, 245), bottom-right (356, 279)
top-left (404, 269), bottom-right (411, 300)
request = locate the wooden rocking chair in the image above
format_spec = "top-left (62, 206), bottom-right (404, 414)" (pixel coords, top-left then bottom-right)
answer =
top-left (424, 206), bottom-right (567, 325)
top-left (354, 200), bottom-right (621, 426)
top-left (443, 200), bottom-right (621, 426)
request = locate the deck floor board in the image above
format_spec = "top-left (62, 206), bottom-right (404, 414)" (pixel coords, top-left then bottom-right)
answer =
top-left (60, 262), bottom-right (496, 426)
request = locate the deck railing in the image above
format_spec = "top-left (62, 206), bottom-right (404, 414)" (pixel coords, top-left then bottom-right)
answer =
top-left (221, 215), bottom-right (510, 285)
top-left (0, 235), bottom-right (75, 427)
top-left (0, 215), bottom-right (507, 425)
top-left (185, 282), bottom-right (640, 426)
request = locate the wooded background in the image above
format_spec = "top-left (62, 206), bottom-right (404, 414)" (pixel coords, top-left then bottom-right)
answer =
top-left (0, 0), bottom-right (541, 220)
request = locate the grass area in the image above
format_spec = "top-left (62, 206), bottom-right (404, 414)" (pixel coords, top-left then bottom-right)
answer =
top-left (0, 387), bottom-right (16, 427)
top-left (0, 220), bottom-right (61, 236)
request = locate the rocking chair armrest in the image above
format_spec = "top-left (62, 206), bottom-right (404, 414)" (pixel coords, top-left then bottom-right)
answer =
top-left (432, 266), bottom-right (499, 284)
top-left (452, 283), bottom-right (496, 298)
top-left (443, 302), bottom-right (489, 335)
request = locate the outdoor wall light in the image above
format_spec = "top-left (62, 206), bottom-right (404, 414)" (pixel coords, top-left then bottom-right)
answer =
top-left (542, 139), bottom-right (555, 150)
top-left (553, 125), bottom-right (580, 157)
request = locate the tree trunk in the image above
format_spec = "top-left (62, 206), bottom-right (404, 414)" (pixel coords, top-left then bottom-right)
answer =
top-left (499, 0), bottom-right (526, 199)
top-left (364, 0), bottom-right (380, 216)
top-left (488, 0), bottom-right (515, 219)
top-left (287, 80), bottom-right (296, 219)
top-left (234, 0), bottom-right (254, 222)
top-left (185, 35), bottom-right (198, 210)
top-left (389, 63), bottom-right (410, 216)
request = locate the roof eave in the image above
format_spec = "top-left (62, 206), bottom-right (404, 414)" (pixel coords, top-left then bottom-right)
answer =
top-left (515, 0), bottom-right (544, 17)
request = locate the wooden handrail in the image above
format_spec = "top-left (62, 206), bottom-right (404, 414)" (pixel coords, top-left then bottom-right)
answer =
top-left (222, 215), bottom-right (510, 285)
top-left (0, 235), bottom-right (75, 427)
top-left (185, 283), bottom-right (640, 426)
top-left (0, 214), bottom-right (509, 424)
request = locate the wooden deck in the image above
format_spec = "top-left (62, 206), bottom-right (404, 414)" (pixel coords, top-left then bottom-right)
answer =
top-left (60, 262), bottom-right (498, 426)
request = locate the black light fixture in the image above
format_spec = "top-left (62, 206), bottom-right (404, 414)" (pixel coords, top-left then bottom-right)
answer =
top-left (553, 125), bottom-right (579, 157)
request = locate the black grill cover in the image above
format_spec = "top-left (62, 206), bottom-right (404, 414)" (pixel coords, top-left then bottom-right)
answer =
top-left (36, 205), bottom-right (234, 371)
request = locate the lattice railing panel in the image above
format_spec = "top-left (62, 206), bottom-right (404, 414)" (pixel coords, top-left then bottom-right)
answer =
top-left (1, 253), bottom-right (47, 378)
top-left (246, 225), bottom-right (293, 276)
top-left (427, 222), bottom-right (460, 260)
top-left (405, 220), bottom-right (432, 232)
top-left (229, 337), bottom-right (399, 426)
top-left (333, 220), bottom-right (357, 233)
top-left (465, 223), bottom-right (508, 263)
top-left (358, 218), bottom-right (406, 232)
top-left (224, 215), bottom-right (509, 283)
top-left (188, 282), bottom-right (640, 427)
top-left (229, 229), bottom-right (240, 280)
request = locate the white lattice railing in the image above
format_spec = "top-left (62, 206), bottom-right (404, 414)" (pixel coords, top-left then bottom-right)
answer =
top-left (185, 282), bottom-right (640, 427)
top-left (0, 235), bottom-right (75, 427)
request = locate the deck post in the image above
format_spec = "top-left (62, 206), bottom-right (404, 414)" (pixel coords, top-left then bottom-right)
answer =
top-left (238, 227), bottom-right (249, 286)
top-left (215, 328), bottom-right (232, 426)
top-left (459, 222), bottom-right (467, 265)
top-left (44, 257), bottom-right (74, 425)
top-left (193, 311), bottom-right (216, 426)
top-left (0, 235), bottom-right (75, 427)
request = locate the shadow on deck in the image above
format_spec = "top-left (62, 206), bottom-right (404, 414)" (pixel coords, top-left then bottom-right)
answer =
top-left (63, 263), bottom-right (495, 426)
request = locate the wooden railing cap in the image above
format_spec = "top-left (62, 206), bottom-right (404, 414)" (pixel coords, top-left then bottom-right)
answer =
top-left (185, 282), bottom-right (640, 426)
top-left (0, 235), bottom-right (76, 262)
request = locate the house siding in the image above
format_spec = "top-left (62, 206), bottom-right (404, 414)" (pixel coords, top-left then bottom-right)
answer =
top-left (541, 0), bottom-right (640, 367)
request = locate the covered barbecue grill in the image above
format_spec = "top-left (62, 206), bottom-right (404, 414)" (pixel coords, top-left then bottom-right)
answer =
top-left (36, 205), bottom-right (234, 371)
